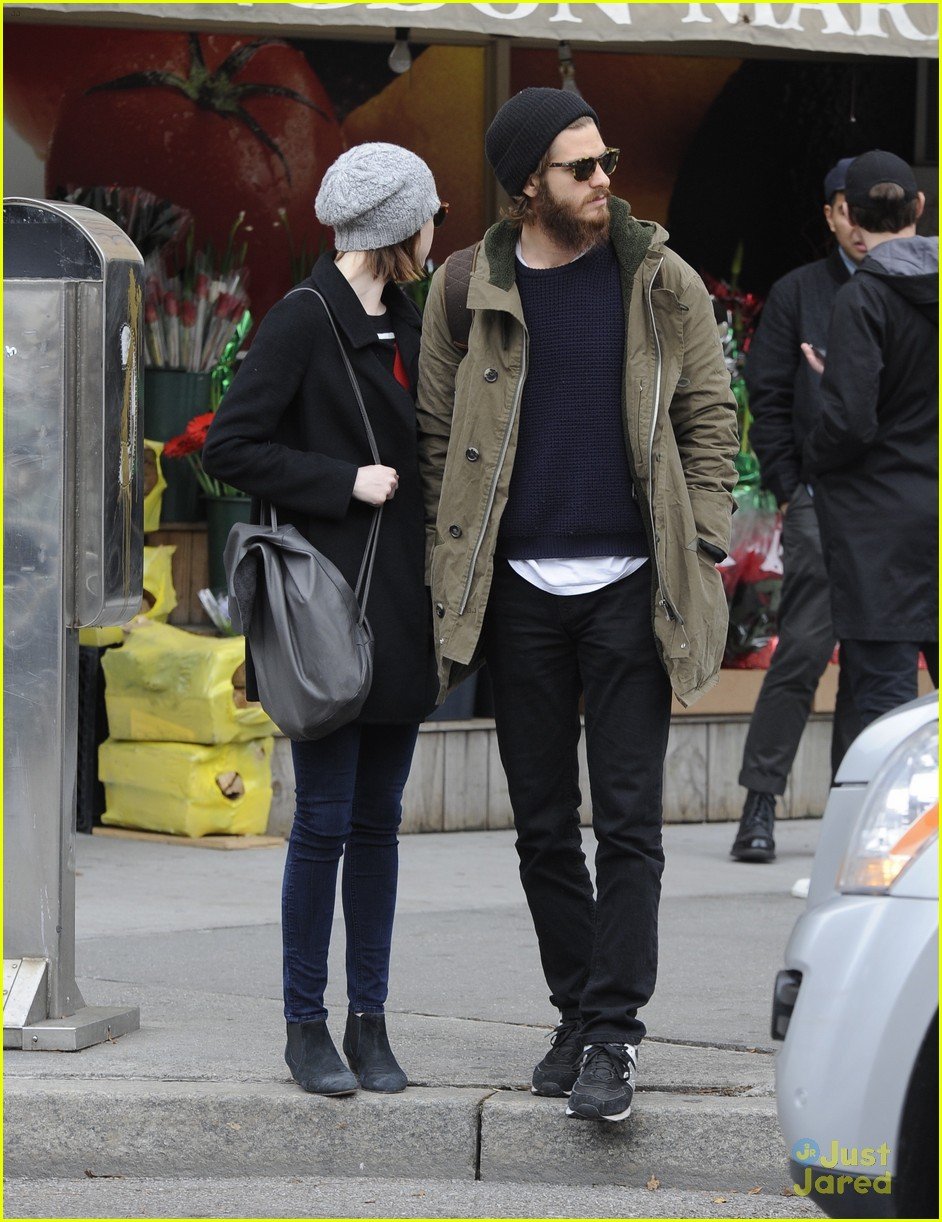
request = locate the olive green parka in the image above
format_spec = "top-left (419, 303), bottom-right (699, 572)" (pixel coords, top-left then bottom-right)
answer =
top-left (417, 199), bottom-right (739, 707)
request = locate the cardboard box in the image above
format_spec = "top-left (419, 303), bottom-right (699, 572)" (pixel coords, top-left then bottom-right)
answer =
top-left (674, 662), bottom-right (935, 718)
top-left (671, 668), bottom-right (766, 716)
top-left (813, 661), bottom-right (934, 713)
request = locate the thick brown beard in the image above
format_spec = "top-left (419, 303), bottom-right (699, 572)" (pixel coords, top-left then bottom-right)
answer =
top-left (531, 179), bottom-right (611, 251)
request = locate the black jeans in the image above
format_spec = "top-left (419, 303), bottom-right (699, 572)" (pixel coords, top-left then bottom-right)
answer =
top-left (840, 639), bottom-right (939, 730)
top-left (282, 722), bottom-right (419, 1023)
top-left (739, 486), bottom-right (860, 793)
top-left (483, 561), bottom-right (671, 1045)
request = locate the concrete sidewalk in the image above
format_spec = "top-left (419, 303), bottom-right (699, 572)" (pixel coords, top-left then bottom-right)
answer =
top-left (5, 820), bottom-right (822, 1209)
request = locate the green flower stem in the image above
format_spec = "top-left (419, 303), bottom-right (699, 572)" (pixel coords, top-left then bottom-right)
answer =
top-left (186, 452), bottom-right (221, 498)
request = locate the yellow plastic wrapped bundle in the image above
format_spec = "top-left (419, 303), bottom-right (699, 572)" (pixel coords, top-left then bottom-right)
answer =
top-left (78, 545), bottom-right (178, 647)
top-left (140, 544), bottom-right (177, 622)
top-left (99, 736), bottom-right (273, 837)
top-left (143, 439), bottom-right (167, 533)
top-left (102, 618), bottom-right (278, 744)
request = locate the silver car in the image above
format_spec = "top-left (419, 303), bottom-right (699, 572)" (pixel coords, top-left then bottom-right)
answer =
top-left (773, 693), bottom-right (938, 1219)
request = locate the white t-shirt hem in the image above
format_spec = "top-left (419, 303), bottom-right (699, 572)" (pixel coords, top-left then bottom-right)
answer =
top-left (508, 555), bottom-right (648, 596)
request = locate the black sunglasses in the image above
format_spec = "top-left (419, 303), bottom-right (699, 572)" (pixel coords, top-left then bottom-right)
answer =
top-left (433, 202), bottom-right (449, 228)
top-left (546, 148), bottom-right (619, 183)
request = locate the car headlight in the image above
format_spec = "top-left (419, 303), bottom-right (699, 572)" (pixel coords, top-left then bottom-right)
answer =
top-left (838, 719), bottom-right (938, 894)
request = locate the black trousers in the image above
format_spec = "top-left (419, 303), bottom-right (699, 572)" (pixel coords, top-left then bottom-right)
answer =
top-left (840, 639), bottom-right (939, 730)
top-left (482, 561), bottom-right (671, 1045)
top-left (739, 486), bottom-right (860, 794)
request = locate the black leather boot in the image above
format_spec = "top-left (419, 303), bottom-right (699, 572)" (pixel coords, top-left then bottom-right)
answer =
top-left (285, 1020), bottom-right (358, 1096)
top-left (343, 1012), bottom-right (408, 1093)
top-left (731, 790), bottom-right (777, 862)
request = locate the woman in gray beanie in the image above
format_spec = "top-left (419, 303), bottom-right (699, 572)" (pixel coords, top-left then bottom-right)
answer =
top-left (204, 143), bottom-right (443, 1098)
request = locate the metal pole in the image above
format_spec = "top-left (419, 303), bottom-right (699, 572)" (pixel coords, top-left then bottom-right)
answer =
top-left (484, 37), bottom-right (512, 226)
top-left (913, 58), bottom-right (928, 166)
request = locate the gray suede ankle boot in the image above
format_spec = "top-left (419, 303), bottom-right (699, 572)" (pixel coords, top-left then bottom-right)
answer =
top-left (285, 1019), bottom-right (358, 1096)
top-left (343, 1012), bottom-right (408, 1093)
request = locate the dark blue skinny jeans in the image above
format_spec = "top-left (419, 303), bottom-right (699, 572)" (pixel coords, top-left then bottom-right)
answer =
top-left (282, 722), bottom-right (419, 1023)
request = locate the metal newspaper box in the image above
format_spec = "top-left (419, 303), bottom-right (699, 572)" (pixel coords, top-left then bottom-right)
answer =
top-left (3, 199), bottom-right (143, 1049)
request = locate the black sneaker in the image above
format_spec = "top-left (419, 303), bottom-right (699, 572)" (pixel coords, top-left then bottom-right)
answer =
top-left (566, 1042), bottom-right (637, 1122)
top-left (531, 1018), bottom-right (583, 1097)
top-left (731, 790), bottom-right (776, 862)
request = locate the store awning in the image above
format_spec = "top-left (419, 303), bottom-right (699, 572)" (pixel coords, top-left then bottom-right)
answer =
top-left (6, 3), bottom-right (939, 59)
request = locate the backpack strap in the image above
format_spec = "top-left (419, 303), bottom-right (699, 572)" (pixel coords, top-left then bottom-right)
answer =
top-left (443, 242), bottom-right (479, 353)
top-left (283, 285), bottom-right (382, 624)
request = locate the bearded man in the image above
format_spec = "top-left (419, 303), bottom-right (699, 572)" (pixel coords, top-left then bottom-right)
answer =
top-left (417, 88), bottom-right (738, 1123)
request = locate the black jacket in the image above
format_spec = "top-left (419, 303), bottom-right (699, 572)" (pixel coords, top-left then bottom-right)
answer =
top-left (745, 248), bottom-right (851, 506)
top-left (203, 252), bottom-right (437, 721)
top-left (803, 236), bottom-right (939, 641)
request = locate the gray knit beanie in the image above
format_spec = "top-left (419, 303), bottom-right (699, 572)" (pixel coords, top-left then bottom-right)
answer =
top-left (485, 88), bottom-right (599, 197)
top-left (315, 143), bottom-right (440, 250)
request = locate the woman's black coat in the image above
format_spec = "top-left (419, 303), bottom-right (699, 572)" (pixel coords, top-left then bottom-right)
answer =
top-left (203, 252), bottom-right (437, 723)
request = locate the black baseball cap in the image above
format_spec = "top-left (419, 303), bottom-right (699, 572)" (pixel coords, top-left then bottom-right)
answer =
top-left (823, 157), bottom-right (854, 202)
top-left (844, 150), bottom-right (918, 208)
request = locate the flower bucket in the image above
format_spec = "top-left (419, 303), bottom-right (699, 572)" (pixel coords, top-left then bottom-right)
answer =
top-left (205, 495), bottom-right (252, 593)
top-left (143, 369), bottom-right (213, 524)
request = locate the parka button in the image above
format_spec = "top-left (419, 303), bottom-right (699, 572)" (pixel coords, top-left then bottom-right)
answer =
top-left (483, 367), bottom-right (498, 383)
top-left (466, 447), bottom-right (480, 462)
top-left (449, 524), bottom-right (462, 539)
top-left (435, 602), bottom-right (445, 618)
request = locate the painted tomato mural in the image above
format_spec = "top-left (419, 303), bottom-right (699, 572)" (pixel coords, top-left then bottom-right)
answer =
top-left (43, 31), bottom-right (345, 320)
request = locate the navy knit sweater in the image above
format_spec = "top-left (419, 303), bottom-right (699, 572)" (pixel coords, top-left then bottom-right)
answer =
top-left (496, 241), bottom-right (648, 560)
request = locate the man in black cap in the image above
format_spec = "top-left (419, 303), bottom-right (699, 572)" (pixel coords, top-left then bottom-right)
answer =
top-left (729, 158), bottom-right (866, 864)
top-left (418, 88), bottom-right (738, 1122)
top-left (801, 150), bottom-right (938, 724)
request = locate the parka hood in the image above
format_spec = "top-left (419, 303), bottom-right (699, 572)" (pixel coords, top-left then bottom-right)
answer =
top-left (479, 197), bottom-right (659, 293)
top-left (861, 235), bottom-right (938, 319)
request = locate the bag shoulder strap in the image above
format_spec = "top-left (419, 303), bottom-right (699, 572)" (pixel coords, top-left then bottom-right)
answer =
top-left (282, 285), bottom-right (382, 625)
top-left (443, 242), bottom-right (479, 354)
top-left (285, 285), bottom-right (381, 464)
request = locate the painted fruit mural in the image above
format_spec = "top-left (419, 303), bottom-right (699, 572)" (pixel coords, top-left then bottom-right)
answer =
top-left (7, 21), bottom-right (743, 315)
top-left (342, 44), bottom-right (487, 257)
top-left (511, 49), bottom-right (741, 225)
top-left (35, 29), bottom-right (344, 321)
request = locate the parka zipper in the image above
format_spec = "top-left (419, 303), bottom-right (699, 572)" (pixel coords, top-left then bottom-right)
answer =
top-left (458, 328), bottom-right (530, 615)
top-left (644, 256), bottom-right (683, 626)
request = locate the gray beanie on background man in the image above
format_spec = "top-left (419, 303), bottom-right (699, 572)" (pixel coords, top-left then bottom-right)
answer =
top-left (485, 87), bottom-right (599, 197)
top-left (315, 142), bottom-right (439, 250)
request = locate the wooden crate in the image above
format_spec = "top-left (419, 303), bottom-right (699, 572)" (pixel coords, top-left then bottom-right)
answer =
top-left (93, 827), bottom-right (281, 850)
top-left (145, 522), bottom-right (210, 626)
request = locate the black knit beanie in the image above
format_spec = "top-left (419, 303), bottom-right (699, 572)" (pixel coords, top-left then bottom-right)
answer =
top-left (485, 87), bottom-right (599, 197)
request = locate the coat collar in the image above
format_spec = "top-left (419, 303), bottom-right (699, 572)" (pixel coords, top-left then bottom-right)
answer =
top-left (307, 252), bottom-right (421, 355)
top-left (471, 197), bottom-right (656, 309)
top-left (826, 246), bottom-right (853, 286)
top-left (301, 252), bottom-right (422, 411)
